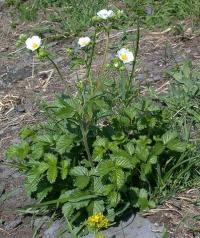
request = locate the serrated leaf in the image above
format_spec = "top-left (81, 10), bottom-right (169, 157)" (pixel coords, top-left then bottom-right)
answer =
top-left (103, 184), bottom-right (114, 195)
top-left (138, 189), bottom-right (149, 210)
top-left (88, 200), bottom-right (105, 215)
top-left (38, 134), bottom-right (53, 144)
top-left (115, 156), bottom-right (132, 169)
top-left (62, 203), bottom-right (74, 218)
top-left (93, 177), bottom-right (104, 194)
top-left (31, 143), bottom-right (44, 160)
top-left (108, 191), bottom-right (121, 207)
top-left (60, 160), bottom-right (69, 180)
top-left (20, 127), bottom-right (35, 139)
top-left (56, 135), bottom-right (74, 154)
top-left (74, 176), bottom-right (90, 189)
top-left (70, 166), bottom-right (88, 176)
top-left (24, 171), bottom-right (41, 196)
top-left (162, 131), bottom-right (177, 145)
top-left (37, 186), bottom-right (52, 201)
top-left (93, 137), bottom-right (108, 148)
top-left (6, 142), bottom-right (30, 160)
top-left (45, 154), bottom-right (58, 183)
top-left (125, 142), bottom-right (135, 155)
top-left (167, 139), bottom-right (186, 152)
top-left (110, 169), bottom-right (125, 189)
top-left (98, 160), bottom-right (114, 176)
top-left (151, 142), bottom-right (164, 156)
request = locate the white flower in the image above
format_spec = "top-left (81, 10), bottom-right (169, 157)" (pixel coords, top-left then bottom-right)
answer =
top-left (25, 36), bottom-right (42, 51)
top-left (117, 48), bottom-right (134, 64)
top-left (97, 9), bottom-right (114, 19)
top-left (78, 37), bottom-right (91, 48)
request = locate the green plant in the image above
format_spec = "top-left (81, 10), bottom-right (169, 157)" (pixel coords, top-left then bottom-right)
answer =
top-left (125, 0), bottom-right (200, 27)
top-left (6, 9), bottom-right (200, 238)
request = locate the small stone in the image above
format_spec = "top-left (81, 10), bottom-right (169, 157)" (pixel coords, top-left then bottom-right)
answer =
top-left (15, 104), bottom-right (26, 113)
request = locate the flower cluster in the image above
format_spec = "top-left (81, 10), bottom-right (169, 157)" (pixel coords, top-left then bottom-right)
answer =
top-left (86, 213), bottom-right (109, 230)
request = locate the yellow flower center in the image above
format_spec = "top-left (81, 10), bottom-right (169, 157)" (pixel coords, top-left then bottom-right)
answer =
top-left (31, 42), bottom-right (39, 50)
top-left (120, 53), bottom-right (128, 61)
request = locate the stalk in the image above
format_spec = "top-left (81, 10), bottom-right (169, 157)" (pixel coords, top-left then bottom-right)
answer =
top-left (81, 125), bottom-right (94, 168)
top-left (86, 29), bottom-right (97, 79)
top-left (46, 55), bottom-right (64, 81)
top-left (128, 22), bottom-right (140, 91)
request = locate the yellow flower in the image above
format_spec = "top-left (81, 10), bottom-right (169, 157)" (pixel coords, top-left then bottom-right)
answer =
top-left (25, 36), bottom-right (42, 51)
top-left (87, 213), bottom-right (109, 230)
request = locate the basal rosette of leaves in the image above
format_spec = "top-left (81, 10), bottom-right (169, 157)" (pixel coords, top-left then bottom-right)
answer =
top-left (6, 88), bottom-right (193, 236)
top-left (6, 9), bottom-right (200, 237)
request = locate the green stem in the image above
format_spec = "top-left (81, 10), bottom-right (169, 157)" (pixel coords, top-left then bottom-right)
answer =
top-left (81, 125), bottom-right (94, 168)
top-left (46, 55), bottom-right (64, 81)
top-left (65, 216), bottom-right (77, 238)
top-left (128, 22), bottom-right (140, 91)
top-left (101, 30), bottom-right (110, 73)
top-left (86, 29), bottom-right (97, 79)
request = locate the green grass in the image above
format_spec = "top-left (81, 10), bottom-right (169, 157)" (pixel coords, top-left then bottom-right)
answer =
top-left (125, 0), bottom-right (200, 27)
top-left (7, 0), bottom-right (108, 36)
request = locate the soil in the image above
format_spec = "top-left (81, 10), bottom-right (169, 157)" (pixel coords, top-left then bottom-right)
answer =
top-left (0, 4), bottom-right (200, 238)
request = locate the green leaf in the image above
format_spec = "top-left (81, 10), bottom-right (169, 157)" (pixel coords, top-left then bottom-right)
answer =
top-left (103, 184), bottom-right (114, 195)
top-left (56, 106), bottom-right (74, 119)
top-left (167, 139), bottom-right (186, 152)
top-left (37, 186), bottom-right (52, 201)
top-left (115, 156), bottom-right (133, 169)
top-left (107, 191), bottom-right (121, 207)
top-left (24, 170), bottom-right (41, 196)
top-left (6, 142), bottom-right (30, 160)
top-left (31, 143), bottom-right (44, 160)
top-left (88, 200), bottom-right (105, 215)
top-left (62, 203), bottom-right (74, 218)
top-left (60, 160), bottom-right (69, 180)
top-left (45, 154), bottom-right (58, 183)
top-left (56, 135), bottom-right (74, 154)
top-left (162, 131), bottom-right (177, 145)
top-left (138, 189), bottom-right (149, 210)
top-left (98, 160), bottom-right (114, 176)
top-left (74, 176), bottom-right (90, 189)
top-left (135, 144), bottom-right (149, 162)
top-left (93, 137), bottom-right (108, 148)
top-left (20, 127), bottom-right (35, 139)
top-left (125, 142), bottom-right (135, 155)
top-left (151, 142), bottom-right (164, 156)
top-left (110, 168), bottom-right (125, 189)
top-left (93, 177), bottom-right (104, 194)
top-left (38, 134), bottom-right (54, 145)
top-left (70, 166), bottom-right (88, 176)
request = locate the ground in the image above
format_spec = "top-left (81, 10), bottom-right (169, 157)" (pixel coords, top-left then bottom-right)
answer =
top-left (0, 3), bottom-right (200, 238)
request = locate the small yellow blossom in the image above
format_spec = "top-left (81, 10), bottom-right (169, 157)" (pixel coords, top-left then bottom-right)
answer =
top-left (87, 213), bottom-right (109, 230)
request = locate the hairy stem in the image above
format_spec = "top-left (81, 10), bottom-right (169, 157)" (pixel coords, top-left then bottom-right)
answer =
top-left (128, 22), bottom-right (140, 90)
top-left (47, 55), bottom-right (64, 81)
top-left (81, 125), bottom-right (94, 168)
top-left (86, 29), bottom-right (97, 79)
